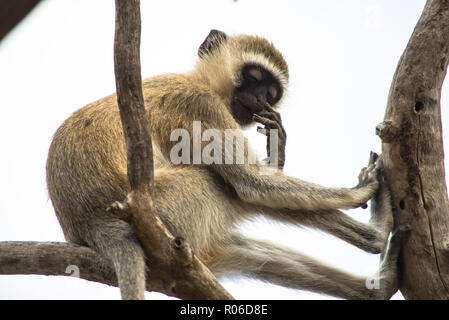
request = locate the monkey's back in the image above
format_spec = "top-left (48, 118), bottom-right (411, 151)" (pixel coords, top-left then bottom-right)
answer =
top-left (46, 92), bottom-right (132, 243)
top-left (46, 73), bottom-right (239, 247)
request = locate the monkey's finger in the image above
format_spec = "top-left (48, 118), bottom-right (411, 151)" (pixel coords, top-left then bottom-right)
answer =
top-left (366, 164), bottom-right (380, 182)
top-left (264, 103), bottom-right (279, 116)
top-left (264, 103), bottom-right (278, 114)
top-left (368, 151), bottom-right (379, 166)
top-left (375, 155), bottom-right (384, 170)
top-left (253, 114), bottom-right (269, 127)
top-left (263, 104), bottom-right (283, 124)
top-left (263, 106), bottom-right (286, 138)
top-left (253, 114), bottom-right (279, 129)
top-left (358, 167), bottom-right (367, 179)
top-left (268, 112), bottom-right (283, 127)
top-left (252, 114), bottom-right (263, 122)
top-left (262, 112), bottom-right (286, 140)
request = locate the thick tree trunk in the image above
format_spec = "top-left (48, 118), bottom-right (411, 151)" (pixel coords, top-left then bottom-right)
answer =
top-left (378, 0), bottom-right (449, 299)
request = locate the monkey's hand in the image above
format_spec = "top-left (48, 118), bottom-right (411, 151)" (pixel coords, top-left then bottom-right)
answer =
top-left (354, 151), bottom-right (381, 209)
top-left (253, 104), bottom-right (287, 170)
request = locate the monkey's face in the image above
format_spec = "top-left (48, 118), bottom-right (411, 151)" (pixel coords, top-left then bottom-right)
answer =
top-left (231, 64), bottom-right (283, 126)
top-left (196, 30), bottom-right (288, 125)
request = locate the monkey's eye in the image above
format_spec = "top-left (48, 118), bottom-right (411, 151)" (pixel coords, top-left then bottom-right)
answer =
top-left (247, 68), bottom-right (263, 81)
top-left (268, 84), bottom-right (278, 100)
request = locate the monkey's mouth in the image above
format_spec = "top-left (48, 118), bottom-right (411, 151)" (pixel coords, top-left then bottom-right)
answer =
top-left (231, 95), bottom-right (272, 126)
top-left (244, 103), bottom-right (271, 120)
top-left (234, 96), bottom-right (266, 114)
top-left (241, 104), bottom-right (264, 125)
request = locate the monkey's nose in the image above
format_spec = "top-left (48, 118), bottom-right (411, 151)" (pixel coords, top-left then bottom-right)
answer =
top-left (256, 99), bottom-right (268, 109)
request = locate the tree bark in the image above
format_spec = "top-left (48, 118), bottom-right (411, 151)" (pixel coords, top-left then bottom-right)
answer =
top-left (0, 241), bottom-right (197, 297)
top-left (0, 242), bottom-right (118, 287)
top-left (0, 241), bottom-right (234, 299)
top-left (378, 0), bottom-right (449, 299)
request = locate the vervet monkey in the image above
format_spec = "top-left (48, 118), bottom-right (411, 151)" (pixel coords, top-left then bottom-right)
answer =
top-left (46, 30), bottom-right (399, 300)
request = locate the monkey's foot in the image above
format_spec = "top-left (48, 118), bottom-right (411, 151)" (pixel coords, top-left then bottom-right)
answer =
top-left (368, 224), bottom-right (410, 299)
top-left (106, 196), bottom-right (133, 223)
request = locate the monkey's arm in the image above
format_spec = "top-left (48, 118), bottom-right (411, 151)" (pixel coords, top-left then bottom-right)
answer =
top-left (209, 128), bottom-right (379, 211)
top-left (149, 85), bottom-right (378, 212)
top-left (220, 163), bottom-right (378, 211)
top-left (206, 119), bottom-right (378, 211)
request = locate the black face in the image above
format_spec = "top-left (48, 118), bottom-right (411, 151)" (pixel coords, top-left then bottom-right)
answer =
top-left (231, 64), bottom-right (283, 126)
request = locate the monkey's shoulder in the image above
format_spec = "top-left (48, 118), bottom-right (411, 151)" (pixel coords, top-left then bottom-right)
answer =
top-left (143, 73), bottom-right (209, 93)
top-left (142, 73), bottom-right (233, 125)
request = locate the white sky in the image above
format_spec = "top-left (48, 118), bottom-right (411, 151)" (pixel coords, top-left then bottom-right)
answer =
top-left (0, 0), bottom-right (447, 300)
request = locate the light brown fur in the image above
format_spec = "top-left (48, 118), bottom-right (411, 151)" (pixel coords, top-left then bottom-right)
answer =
top-left (46, 31), bottom-right (399, 300)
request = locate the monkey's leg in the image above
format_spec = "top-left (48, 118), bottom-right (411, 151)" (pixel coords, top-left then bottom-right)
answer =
top-left (210, 232), bottom-right (403, 300)
top-left (89, 219), bottom-right (146, 300)
top-left (151, 166), bottom-right (243, 261)
top-left (260, 207), bottom-right (390, 254)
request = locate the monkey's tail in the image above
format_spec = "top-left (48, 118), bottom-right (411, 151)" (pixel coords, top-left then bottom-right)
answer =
top-left (88, 218), bottom-right (147, 300)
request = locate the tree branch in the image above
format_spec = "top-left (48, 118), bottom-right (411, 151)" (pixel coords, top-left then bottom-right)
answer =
top-left (111, 0), bottom-right (233, 300)
top-left (0, 242), bottom-right (118, 287)
top-left (379, 0), bottom-right (449, 299)
top-left (0, 0), bottom-right (41, 42)
top-left (0, 241), bottom-right (197, 297)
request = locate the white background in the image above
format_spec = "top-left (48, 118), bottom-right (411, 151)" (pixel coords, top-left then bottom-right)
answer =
top-left (0, 0), bottom-right (447, 300)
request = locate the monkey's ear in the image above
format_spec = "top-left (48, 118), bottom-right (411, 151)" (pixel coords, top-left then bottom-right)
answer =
top-left (198, 29), bottom-right (227, 59)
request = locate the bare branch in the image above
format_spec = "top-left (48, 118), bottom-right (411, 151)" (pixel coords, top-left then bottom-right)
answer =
top-left (0, 241), bottom-right (203, 298)
top-left (0, 242), bottom-right (118, 287)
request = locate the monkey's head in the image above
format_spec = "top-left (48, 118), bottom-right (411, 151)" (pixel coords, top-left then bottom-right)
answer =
top-left (196, 29), bottom-right (289, 126)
